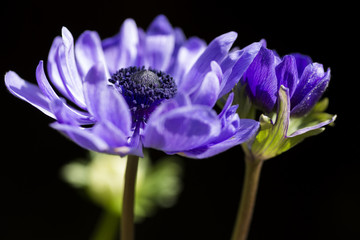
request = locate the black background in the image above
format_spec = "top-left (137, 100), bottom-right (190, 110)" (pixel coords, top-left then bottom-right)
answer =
top-left (1, 0), bottom-right (358, 239)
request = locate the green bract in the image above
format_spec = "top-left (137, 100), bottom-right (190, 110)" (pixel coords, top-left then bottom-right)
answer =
top-left (245, 85), bottom-right (336, 161)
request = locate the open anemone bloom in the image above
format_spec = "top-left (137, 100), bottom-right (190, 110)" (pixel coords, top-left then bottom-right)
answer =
top-left (5, 15), bottom-right (261, 159)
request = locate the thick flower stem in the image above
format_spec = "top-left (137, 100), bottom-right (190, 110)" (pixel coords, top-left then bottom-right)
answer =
top-left (231, 155), bottom-right (263, 240)
top-left (121, 155), bottom-right (139, 240)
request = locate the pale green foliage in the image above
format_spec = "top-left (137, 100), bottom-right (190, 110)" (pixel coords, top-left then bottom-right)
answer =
top-left (61, 151), bottom-right (183, 222)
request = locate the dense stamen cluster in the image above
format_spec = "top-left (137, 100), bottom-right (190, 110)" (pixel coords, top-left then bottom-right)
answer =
top-left (109, 66), bottom-right (177, 125)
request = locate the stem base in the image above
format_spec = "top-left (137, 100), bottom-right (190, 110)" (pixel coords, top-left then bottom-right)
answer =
top-left (231, 155), bottom-right (263, 240)
top-left (121, 155), bottom-right (139, 240)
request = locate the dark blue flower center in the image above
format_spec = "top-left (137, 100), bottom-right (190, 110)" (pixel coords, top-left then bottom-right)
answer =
top-left (109, 66), bottom-right (177, 126)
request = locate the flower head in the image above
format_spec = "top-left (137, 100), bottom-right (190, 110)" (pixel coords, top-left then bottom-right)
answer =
top-left (241, 44), bottom-right (331, 116)
top-left (236, 42), bottom-right (336, 161)
top-left (5, 15), bottom-right (260, 158)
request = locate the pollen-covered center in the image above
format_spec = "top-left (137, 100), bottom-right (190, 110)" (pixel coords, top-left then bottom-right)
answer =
top-left (109, 66), bottom-right (177, 125)
top-left (130, 70), bottom-right (160, 88)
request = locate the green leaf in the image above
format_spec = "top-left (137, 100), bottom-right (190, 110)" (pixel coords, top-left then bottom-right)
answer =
top-left (233, 83), bottom-right (256, 119)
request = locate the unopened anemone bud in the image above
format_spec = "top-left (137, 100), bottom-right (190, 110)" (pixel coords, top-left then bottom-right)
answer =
top-left (241, 45), bottom-right (331, 117)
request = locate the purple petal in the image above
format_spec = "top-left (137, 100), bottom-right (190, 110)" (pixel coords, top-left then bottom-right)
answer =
top-left (83, 63), bottom-right (108, 119)
top-left (51, 122), bottom-right (108, 152)
top-left (37, 61), bottom-right (93, 124)
top-left (4, 71), bottom-right (54, 118)
top-left (58, 27), bottom-right (86, 108)
top-left (47, 36), bottom-right (73, 100)
top-left (210, 61), bottom-right (223, 85)
top-left (50, 99), bottom-right (78, 125)
top-left (211, 102), bottom-right (241, 143)
top-left (190, 71), bottom-right (220, 107)
top-left (147, 15), bottom-right (173, 35)
top-left (50, 98), bottom-right (94, 125)
top-left (291, 63), bottom-right (330, 116)
top-left (128, 128), bottom-right (144, 157)
top-left (135, 28), bottom-right (147, 67)
top-left (183, 118), bottom-right (260, 159)
top-left (75, 30), bottom-right (110, 79)
top-left (92, 122), bottom-right (130, 150)
top-left (184, 93), bottom-right (259, 159)
top-left (242, 46), bottom-right (278, 113)
top-left (275, 55), bottom-right (298, 97)
top-left (215, 93), bottom-right (257, 144)
top-left (171, 92), bottom-right (192, 108)
top-left (291, 53), bottom-right (312, 77)
top-left (145, 34), bottom-right (175, 71)
top-left (143, 101), bottom-right (221, 153)
top-left (232, 118), bottom-right (260, 143)
top-left (219, 42), bottom-right (262, 98)
top-left (84, 64), bottom-right (131, 135)
top-left (52, 101), bottom-right (131, 156)
top-left (174, 28), bottom-right (186, 51)
top-left (179, 32), bottom-right (238, 94)
top-left (260, 39), bottom-right (267, 47)
top-left (172, 37), bottom-right (206, 86)
top-left (98, 84), bottom-right (132, 136)
top-left (102, 31), bottom-right (120, 74)
top-left (292, 63), bottom-right (327, 103)
top-left (218, 92), bottom-right (235, 120)
top-left (291, 67), bottom-right (330, 116)
top-left (116, 18), bottom-right (140, 69)
top-left (220, 50), bottom-right (243, 77)
top-left (36, 60), bottom-right (60, 101)
top-left (166, 27), bottom-right (187, 75)
top-left (145, 15), bottom-right (175, 71)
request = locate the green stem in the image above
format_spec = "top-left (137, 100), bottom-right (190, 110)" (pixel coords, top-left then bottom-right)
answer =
top-left (231, 154), bottom-right (263, 240)
top-left (91, 211), bottom-right (118, 240)
top-left (121, 155), bottom-right (139, 240)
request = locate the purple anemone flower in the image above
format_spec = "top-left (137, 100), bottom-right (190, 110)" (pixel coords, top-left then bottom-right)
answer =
top-left (5, 15), bottom-right (261, 158)
top-left (241, 44), bottom-right (331, 116)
